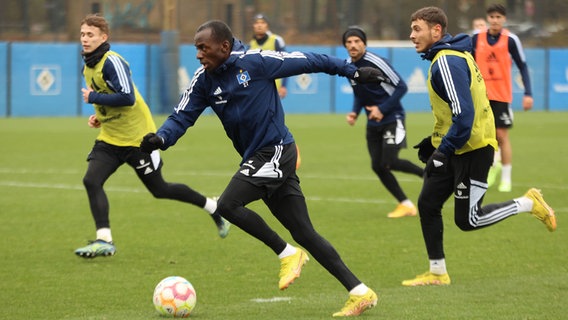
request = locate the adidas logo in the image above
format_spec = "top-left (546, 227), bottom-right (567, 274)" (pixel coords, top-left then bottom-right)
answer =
top-left (239, 168), bottom-right (250, 176)
top-left (144, 167), bottom-right (153, 175)
top-left (457, 182), bottom-right (467, 189)
top-left (433, 160), bottom-right (444, 167)
top-left (214, 87), bottom-right (222, 95)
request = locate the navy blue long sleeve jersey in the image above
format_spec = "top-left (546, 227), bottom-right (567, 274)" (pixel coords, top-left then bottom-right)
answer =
top-left (157, 39), bottom-right (358, 164)
top-left (348, 51), bottom-right (408, 127)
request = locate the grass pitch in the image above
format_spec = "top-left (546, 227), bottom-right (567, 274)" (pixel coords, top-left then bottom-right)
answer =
top-left (0, 112), bottom-right (566, 319)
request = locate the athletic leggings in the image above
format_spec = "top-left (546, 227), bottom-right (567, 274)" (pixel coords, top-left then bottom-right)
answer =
top-left (83, 140), bottom-right (206, 229)
top-left (215, 143), bottom-right (362, 291)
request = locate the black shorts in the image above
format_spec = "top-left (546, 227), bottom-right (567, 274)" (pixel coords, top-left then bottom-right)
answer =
top-left (419, 145), bottom-right (494, 214)
top-left (490, 100), bottom-right (513, 129)
top-left (366, 119), bottom-right (408, 150)
top-left (233, 142), bottom-right (302, 198)
top-left (87, 140), bottom-right (163, 176)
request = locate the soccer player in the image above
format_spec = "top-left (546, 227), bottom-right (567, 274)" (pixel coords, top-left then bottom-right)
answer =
top-left (249, 13), bottom-right (288, 99)
top-left (75, 14), bottom-right (229, 258)
top-left (140, 20), bottom-right (382, 317)
top-left (404, 6), bottom-right (556, 286)
top-left (342, 26), bottom-right (424, 218)
top-left (472, 4), bottom-right (533, 192)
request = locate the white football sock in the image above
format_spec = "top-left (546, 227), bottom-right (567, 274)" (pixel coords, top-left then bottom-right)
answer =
top-left (430, 259), bottom-right (447, 275)
top-left (401, 199), bottom-right (414, 207)
top-left (204, 197), bottom-right (217, 214)
top-left (514, 196), bottom-right (533, 213)
top-left (349, 283), bottom-right (369, 296)
top-left (278, 243), bottom-right (297, 259)
top-left (494, 148), bottom-right (501, 164)
top-left (501, 164), bottom-right (512, 184)
top-left (96, 228), bottom-right (112, 242)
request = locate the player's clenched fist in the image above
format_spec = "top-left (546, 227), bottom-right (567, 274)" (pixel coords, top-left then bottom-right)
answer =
top-left (140, 133), bottom-right (164, 153)
top-left (88, 114), bottom-right (101, 128)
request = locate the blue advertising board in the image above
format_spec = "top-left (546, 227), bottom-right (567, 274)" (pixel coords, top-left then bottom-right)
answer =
top-left (1, 43), bottom-right (567, 117)
top-left (511, 48), bottom-right (546, 110)
top-left (281, 45), bottom-right (335, 114)
top-left (391, 47), bottom-right (431, 113)
top-left (10, 43), bottom-right (80, 116)
top-left (548, 49), bottom-right (568, 111)
top-left (333, 46), bottom-right (390, 114)
top-left (179, 45), bottom-right (201, 82)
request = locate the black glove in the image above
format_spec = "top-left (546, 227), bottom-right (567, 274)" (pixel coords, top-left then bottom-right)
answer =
top-left (413, 136), bottom-right (435, 164)
top-left (353, 67), bottom-right (391, 84)
top-left (140, 133), bottom-right (164, 153)
top-left (425, 150), bottom-right (448, 176)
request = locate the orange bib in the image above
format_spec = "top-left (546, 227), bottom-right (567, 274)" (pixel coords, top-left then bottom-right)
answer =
top-left (475, 29), bottom-right (512, 103)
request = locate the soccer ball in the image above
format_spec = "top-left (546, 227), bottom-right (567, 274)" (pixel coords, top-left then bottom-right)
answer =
top-left (153, 276), bottom-right (197, 318)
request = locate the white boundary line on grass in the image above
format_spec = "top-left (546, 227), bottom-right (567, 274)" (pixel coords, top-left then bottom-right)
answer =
top-left (250, 297), bottom-right (292, 303)
top-left (0, 180), bottom-right (392, 204)
top-left (1, 168), bottom-right (567, 209)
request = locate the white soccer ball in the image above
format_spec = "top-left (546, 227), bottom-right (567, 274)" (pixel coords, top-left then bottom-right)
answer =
top-left (153, 276), bottom-right (197, 318)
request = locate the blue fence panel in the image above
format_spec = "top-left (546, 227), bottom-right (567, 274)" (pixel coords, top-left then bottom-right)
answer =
top-left (1, 43), bottom-right (567, 117)
top-left (281, 46), bottom-right (335, 113)
top-left (333, 46), bottom-right (390, 114)
top-left (11, 43), bottom-right (80, 116)
top-left (548, 48), bottom-right (568, 111)
top-left (80, 43), bottom-right (149, 116)
top-left (0, 43), bottom-right (7, 116)
top-left (391, 47), bottom-right (431, 113)
top-left (179, 45), bottom-right (201, 83)
top-left (511, 48), bottom-right (546, 110)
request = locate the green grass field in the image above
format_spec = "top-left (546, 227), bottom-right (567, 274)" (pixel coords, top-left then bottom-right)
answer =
top-left (0, 112), bottom-right (566, 319)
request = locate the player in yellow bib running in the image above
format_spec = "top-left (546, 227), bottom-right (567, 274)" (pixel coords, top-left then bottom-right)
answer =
top-left (75, 14), bottom-right (229, 259)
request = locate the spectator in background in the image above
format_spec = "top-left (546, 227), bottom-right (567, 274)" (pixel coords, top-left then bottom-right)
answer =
top-left (472, 3), bottom-right (533, 192)
top-left (471, 17), bottom-right (487, 34)
top-left (75, 14), bottom-right (229, 259)
top-left (342, 26), bottom-right (424, 218)
top-left (249, 14), bottom-right (288, 99)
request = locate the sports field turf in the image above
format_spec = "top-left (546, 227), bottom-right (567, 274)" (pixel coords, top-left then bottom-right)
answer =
top-left (0, 112), bottom-right (566, 319)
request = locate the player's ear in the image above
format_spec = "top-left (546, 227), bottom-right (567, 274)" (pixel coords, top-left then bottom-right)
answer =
top-left (432, 24), bottom-right (443, 38)
top-left (221, 40), bottom-right (231, 54)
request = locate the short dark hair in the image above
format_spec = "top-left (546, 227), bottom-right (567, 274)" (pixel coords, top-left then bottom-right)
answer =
top-left (410, 6), bottom-right (448, 33)
top-left (487, 4), bottom-right (506, 16)
top-left (196, 20), bottom-right (233, 43)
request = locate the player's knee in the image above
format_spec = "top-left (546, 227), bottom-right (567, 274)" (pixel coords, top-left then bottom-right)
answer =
top-left (83, 174), bottom-right (101, 191)
top-left (454, 216), bottom-right (476, 231)
top-left (417, 198), bottom-right (441, 219)
top-left (290, 228), bottom-right (318, 247)
top-left (148, 188), bottom-right (168, 199)
top-left (215, 198), bottom-right (238, 220)
top-left (372, 162), bottom-right (390, 176)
